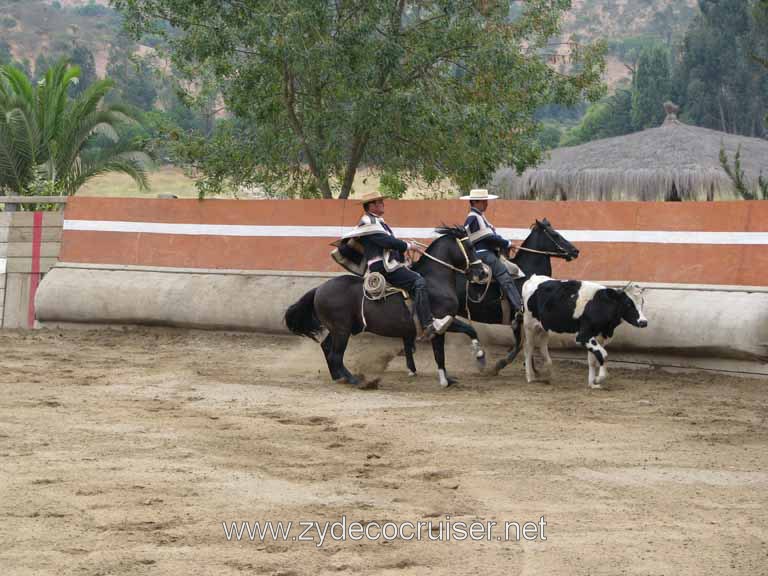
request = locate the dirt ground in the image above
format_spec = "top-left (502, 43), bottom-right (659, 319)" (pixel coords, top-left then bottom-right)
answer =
top-left (0, 328), bottom-right (766, 576)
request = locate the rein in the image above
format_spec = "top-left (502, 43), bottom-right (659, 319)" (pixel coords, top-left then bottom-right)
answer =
top-left (409, 238), bottom-right (481, 274)
top-left (508, 244), bottom-right (564, 257)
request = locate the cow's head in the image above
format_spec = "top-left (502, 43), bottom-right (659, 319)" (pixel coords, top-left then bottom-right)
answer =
top-left (619, 283), bottom-right (648, 328)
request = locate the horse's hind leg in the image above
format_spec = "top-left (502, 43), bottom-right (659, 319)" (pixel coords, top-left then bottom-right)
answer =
top-left (403, 336), bottom-right (417, 377)
top-left (431, 334), bottom-right (457, 388)
top-left (324, 331), bottom-right (361, 386)
top-left (320, 334), bottom-right (339, 380)
top-left (491, 317), bottom-right (524, 376)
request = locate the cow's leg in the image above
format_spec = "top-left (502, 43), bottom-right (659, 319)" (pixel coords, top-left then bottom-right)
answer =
top-left (523, 321), bottom-right (537, 383)
top-left (538, 330), bottom-right (553, 382)
top-left (586, 347), bottom-right (599, 388)
top-left (577, 325), bottom-right (605, 389)
top-left (595, 336), bottom-right (609, 385)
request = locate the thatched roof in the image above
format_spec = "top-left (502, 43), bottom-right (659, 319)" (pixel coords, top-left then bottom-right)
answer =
top-left (493, 111), bottom-right (768, 201)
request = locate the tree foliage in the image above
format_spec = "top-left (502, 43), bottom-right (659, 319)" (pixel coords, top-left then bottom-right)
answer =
top-left (631, 44), bottom-right (671, 130)
top-left (0, 60), bottom-right (151, 198)
top-left (674, 0), bottom-right (768, 137)
top-left (111, 0), bottom-right (606, 198)
top-left (720, 144), bottom-right (768, 200)
top-left (562, 43), bottom-right (671, 146)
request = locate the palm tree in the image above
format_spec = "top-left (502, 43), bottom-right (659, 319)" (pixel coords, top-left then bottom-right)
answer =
top-left (0, 59), bottom-right (149, 198)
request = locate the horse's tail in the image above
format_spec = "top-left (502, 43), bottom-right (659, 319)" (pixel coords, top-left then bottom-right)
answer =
top-left (284, 288), bottom-right (323, 341)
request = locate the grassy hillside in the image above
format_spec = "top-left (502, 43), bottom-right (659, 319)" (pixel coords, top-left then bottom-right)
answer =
top-left (1, 0), bottom-right (700, 82)
top-left (0, 0), bottom-right (119, 76)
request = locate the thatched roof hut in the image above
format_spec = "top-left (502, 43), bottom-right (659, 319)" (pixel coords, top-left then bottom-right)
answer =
top-left (493, 104), bottom-right (768, 201)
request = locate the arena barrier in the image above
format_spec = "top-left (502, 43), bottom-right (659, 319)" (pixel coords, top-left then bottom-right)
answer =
top-left (0, 209), bottom-right (63, 328)
top-left (35, 197), bottom-right (768, 361)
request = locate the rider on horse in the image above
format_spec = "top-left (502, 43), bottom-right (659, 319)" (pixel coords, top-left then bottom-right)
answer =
top-left (342, 191), bottom-right (453, 340)
top-left (462, 188), bottom-right (523, 312)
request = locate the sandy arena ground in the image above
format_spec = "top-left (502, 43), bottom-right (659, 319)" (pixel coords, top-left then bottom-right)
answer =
top-left (0, 328), bottom-right (766, 575)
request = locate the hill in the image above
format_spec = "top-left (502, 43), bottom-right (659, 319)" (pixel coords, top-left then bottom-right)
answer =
top-left (0, 0), bottom-right (700, 84)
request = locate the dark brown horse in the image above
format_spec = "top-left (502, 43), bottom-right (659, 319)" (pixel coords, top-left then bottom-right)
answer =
top-left (285, 227), bottom-right (488, 388)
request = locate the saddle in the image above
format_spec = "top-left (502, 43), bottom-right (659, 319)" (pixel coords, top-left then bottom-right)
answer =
top-left (467, 256), bottom-right (525, 325)
top-left (361, 271), bottom-right (425, 337)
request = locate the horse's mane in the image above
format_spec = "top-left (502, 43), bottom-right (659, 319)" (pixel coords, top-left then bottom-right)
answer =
top-left (433, 225), bottom-right (467, 241)
top-left (411, 225), bottom-right (466, 272)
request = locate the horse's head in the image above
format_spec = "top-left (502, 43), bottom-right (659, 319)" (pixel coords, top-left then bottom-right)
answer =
top-left (433, 226), bottom-right (488, 283)
top-left (532, 218), bottom-right (580, 261)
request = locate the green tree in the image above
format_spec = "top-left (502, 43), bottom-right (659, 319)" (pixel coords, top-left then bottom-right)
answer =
top-left (561, 88), bottom-right (633, 146)
top-left (0, 60), bottom-right (150, 197)
top-left (69, 45), bottom-right (98, 96)
top-left (631, 44), bottom-right (671, 130)
top-left (675, 0), bottom-right (768, 136)
top-left (0, 41), bottom-right (12, 66)
top-left (112, 0), bottom-right (606, 198)
top-left (106, 39), bottom-right (158, 111)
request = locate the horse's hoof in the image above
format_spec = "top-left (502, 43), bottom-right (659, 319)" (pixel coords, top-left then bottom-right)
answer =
top-left (408, 371), bottom-right (418, 378)
top-left (491, 360), bottom-right (507, 375)
top-left (342, 374), bottom-right (360, 386)
top-left (357, 378), bottom-right (380, 390)
top-left (438, 375), bottom-right (459, 388)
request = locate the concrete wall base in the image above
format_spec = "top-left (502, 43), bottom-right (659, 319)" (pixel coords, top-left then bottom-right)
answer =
top-left (35, 266), bottom-right (768, 364)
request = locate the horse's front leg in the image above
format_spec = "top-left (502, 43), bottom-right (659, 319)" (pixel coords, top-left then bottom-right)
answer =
top-left (446, 318), bottom-right (486, 371)
top-left (431, 334), bottom-right (458, 388)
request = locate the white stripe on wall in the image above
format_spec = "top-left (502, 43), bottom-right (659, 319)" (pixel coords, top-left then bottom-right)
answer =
top-left (0, 258), bottom-right (5, 274)
top-left (63, 220), bottom-right (768, 245)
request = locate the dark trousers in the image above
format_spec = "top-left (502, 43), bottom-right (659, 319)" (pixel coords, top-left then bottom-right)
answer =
top-left (370, 263), bottom-right (433, 327)
top-left (478, 251), bottom-right (522, 310)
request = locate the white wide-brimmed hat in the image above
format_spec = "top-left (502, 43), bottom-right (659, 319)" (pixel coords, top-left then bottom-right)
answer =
top-left (356, 190), bottom-right (386, 204)
top-left (460, 188), bottom-right (498, 201)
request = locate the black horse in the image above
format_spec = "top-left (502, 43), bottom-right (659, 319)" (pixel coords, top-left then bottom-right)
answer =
top-left (403, 219), bottom-right (580, 376)
top-left (285, 227), bottom-right (488, 388)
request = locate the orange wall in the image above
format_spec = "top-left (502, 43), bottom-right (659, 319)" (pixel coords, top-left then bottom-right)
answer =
top-left (60, 198), bottom-right (768, 286)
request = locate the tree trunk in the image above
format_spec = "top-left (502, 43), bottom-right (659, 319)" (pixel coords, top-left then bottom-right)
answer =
top-left (338, 132), bottom-right (369, 199)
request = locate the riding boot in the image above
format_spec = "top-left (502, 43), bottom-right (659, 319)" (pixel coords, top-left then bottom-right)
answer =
top-left (412, 282), bottom-right (452, 339)
top-left (498, 275), bottom-right (523, 311)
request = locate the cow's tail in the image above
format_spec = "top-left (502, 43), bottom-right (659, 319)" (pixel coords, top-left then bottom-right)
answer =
top-left (284, 288), bottom-right (323, 341)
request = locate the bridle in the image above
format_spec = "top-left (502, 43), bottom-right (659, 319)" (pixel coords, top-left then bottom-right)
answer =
top-left (410, 236), bottom-right (491, 304)
top-left (509, 223), bottom-right (574, 259)
top-left (409, 236), bottom-right (482, 275)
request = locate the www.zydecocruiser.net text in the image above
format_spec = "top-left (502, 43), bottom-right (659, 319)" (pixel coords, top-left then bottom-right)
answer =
top-left (222, 515), bottom-right (547, 547)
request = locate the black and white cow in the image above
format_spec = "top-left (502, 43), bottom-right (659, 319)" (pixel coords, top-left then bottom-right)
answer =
top-left (521, 274), bottom-right (648, 389)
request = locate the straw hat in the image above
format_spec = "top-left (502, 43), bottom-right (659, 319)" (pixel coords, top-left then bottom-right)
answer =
top-left (460, 188), bottom-right (498, 201)
top-left (356, 191), bottom-right (386, 204)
